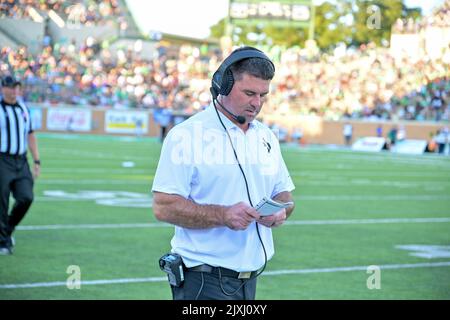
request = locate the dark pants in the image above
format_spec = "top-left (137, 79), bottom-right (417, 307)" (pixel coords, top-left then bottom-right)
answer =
top-left (344, 135), bottom-right (352, 146)
top-left (0, 155), bottom-right (34, 246)
top-left (170, 269), bottom-right (257, 300)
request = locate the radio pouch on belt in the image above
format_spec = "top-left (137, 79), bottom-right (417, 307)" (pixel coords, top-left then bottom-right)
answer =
top-left (159, 253), bottom-right (184, 287)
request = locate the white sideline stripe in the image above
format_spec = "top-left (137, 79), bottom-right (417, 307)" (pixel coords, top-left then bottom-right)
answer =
top-left (17, 222), bottom-right (169, 231)
top-left (37, 180), bottom-right (151, 185)
top-left (16, 217), bottom-right (450, 231)
top-left (42, 169), bottom-right (151, 173)
top-left (35, 195), bottom-right (450, 201)
top-left (1, 262), bottom-right (449, 289)
top-left (298, 195), bottom-right (450, 201)
top-left (264, 262), bottom-right (450, 276)
top-left (42, 147), bottom-right (154, 161)
top-left (285, 217), bottom-right (450, 225)
top-left (0, 277), bottom-right (167, 289)
top-left (290, 148), bottom-right (450, 163)
top-left (36, 180), bottom-right (450, 187)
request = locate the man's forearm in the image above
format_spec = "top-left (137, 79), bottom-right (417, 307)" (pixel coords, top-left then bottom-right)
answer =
top-left (28, 133), bottom-right (39, 161)
top-left (153, 193), bottom-right (227, 229)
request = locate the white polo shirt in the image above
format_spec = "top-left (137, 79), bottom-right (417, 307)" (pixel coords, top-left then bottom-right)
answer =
top-left (152, 105), bottom-right (295, 272)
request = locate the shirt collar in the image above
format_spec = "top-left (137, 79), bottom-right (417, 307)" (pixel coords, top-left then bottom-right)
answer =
top-left (1, 99), bottom-right (19, 107)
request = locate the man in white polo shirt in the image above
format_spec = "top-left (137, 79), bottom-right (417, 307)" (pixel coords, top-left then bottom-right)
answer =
top-left (152, 47), bottom-right (295, 300)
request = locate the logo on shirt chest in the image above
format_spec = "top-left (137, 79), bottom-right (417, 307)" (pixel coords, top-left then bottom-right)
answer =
top-left (262, 138), bottom-right (271, 153)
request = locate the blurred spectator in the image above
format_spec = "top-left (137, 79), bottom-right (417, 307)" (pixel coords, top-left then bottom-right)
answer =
top-left (134, 117), bottom-right (144, 137)
top-left (343, 123), bottom-right (353, 146)
top-left (269, 122), bottom-right (288, 143)
top-left (388, 126), bottom-right (398, 148)
top-left (153, 106), bottom-right (173, 142)
top-left (291, 127), bottom-right (303, 145)
top-left (376, 125), bottom-right (383, 137)
top-left (435, 127), bottom-right (449, 154)
top-left (397, 125), bottom-right (406, 142)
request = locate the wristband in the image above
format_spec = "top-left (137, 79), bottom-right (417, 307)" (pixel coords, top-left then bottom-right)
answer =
top-left (34, 160), bottom-right (41, 165)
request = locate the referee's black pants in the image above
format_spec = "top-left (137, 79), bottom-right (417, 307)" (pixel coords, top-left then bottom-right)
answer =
top-left (0, 155), bottom-right (34, 246)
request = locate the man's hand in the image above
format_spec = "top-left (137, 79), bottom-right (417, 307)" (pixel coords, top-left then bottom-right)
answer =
top-left (33, 163), bottom-right (40, 179)
top-left (256, 208), bottom-right (287, 228)
top-left (223, 202), bottom-right (260, 230)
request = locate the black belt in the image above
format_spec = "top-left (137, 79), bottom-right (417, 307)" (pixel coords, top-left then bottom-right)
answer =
top-left (187, 264), bottom-right (257, 279)
top-left (0, 153), bottom-right (26, 159)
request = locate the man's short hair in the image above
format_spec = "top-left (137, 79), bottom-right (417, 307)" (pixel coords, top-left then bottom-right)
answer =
top-left (229, 46), bottom-right (275, 82)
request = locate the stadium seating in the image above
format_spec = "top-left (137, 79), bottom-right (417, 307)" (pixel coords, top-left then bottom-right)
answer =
top-left (0, 0), bottom-right (448, 123)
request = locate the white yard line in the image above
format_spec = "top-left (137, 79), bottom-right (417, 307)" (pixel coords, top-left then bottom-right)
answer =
top-left (17, 222), bottom-right (168, 230)
top-left (290, 170), bottom-right (450, 177)
top-left (42, 147), bottom-right (154, 161)
top-left (285, 217), bottom-right (450, 225)
top-left (35, 194), bottom-right (450, 201)
top-left (41, 167), bottom-right (449, 175)
top-left (263, 262), bottom-right (450, 276)
top-left (297, 195), bottom-right (450, 201)
top-left (15, 217), bottom-right (450, 231)
top-left (289, 148), bottom-right (450, 164)
top-left (36, 180), bottom-right (151, 185)
top-left (0, 277), bottom-right (167, 289)
top-left (42, 168), bottom-right (151, 174)
top-left (36, 178), bottom-right (450, 187)
top-left (292, 180), bottom-right (449, 188)
top-left (1, 261), bottom-right (449, 289)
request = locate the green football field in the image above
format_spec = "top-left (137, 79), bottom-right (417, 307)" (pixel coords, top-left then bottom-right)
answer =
top-left (0, 133), bottom-right (449, 300)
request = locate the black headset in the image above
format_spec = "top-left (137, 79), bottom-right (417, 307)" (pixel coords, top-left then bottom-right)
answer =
top-left (210, 47), bottom-right (275, 100)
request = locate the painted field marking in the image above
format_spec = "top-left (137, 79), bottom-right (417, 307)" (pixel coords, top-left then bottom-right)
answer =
top-left (1, 261), bottom-right (449, 289)
top-left (16, 217), bottom-right (450, 231)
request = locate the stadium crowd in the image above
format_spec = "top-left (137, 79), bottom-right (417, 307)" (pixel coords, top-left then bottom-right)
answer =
top-left (0, 1), bottom-right (449, 123)
top-left (393, 0), bottom-right (450, 33)
top-left (0, 0), bottom-right (123, 26)
top-left (2, 40), bottom-right (448, 122)
top-left (0, 41), bottom-right (214, 112)
top-left (271, 43), bottom-right (449, 122)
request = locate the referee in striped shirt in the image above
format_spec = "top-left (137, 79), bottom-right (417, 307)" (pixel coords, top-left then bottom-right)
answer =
top-left (0, 75), bottom-right (40, 255)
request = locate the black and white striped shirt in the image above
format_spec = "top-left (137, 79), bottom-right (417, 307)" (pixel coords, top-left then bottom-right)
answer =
top-left (0, 98), bottom-right (34, 156)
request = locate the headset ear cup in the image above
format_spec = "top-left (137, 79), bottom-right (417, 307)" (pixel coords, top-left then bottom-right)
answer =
top-left (220, 69), bottom-right (234, 96)
top-left (211, 71), bottom-right (221, 99)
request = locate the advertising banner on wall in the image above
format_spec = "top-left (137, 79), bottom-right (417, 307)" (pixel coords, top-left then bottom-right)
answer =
top-left (46, 108), bottom-right (92, 132)
top-left (391, 139), bottom-right (428, 155)
top-left (352, 137), bottom-right (386, 152)
top-left (105, 110), bottom-right (149, 134)
top-left (29, 107), bottom-right (43, 130)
